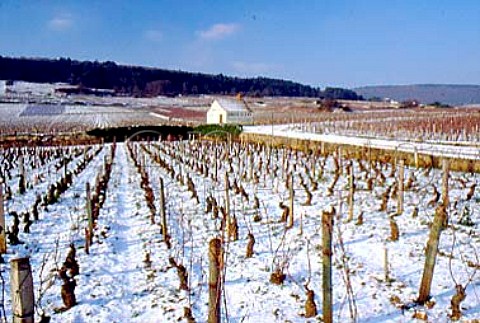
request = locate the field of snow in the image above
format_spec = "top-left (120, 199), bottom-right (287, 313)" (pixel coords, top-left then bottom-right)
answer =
top-left (244, 124), bottom-right (480, 161)
top-left (0, 103), bottom-right (161, 135)
top-left (1, 138), bottom-right (480, 322)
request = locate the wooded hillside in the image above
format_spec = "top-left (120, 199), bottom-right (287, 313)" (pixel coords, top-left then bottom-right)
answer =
top-left (0, 56), bottom-right (362, 100)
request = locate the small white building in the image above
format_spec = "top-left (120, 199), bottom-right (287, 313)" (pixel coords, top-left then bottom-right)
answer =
top-left (206, 98), bottom-right (253, 124)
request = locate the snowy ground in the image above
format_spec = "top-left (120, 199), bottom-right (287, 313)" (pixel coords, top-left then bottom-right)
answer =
top-left (244, 124), bottom-right (480, 160)
top-left (1, 140), bottom-right (480, 322)
top-left (0, 103), bottom-right (160, 135)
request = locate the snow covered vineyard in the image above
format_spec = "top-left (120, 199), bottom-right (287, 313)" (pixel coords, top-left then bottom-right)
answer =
top-left (243, 124), bottom-right (480, 173)
top-left (2, 139), bottom-right (480, 322)
top-left (0, 103), bottom-right (162, 136)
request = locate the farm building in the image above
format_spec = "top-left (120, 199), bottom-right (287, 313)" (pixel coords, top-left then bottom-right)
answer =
top-left (206, 98), bottom-right (253, 124)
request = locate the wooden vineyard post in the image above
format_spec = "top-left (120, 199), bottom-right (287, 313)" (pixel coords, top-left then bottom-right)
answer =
top-left (366, 142), bottom-right (372, 179)
top-left (208, 238), bottom-right (223, 323)
top-left (159, 177), bottom-right (169, 247)
top-left (249, 154), bottom-right (254, 182)
top-left (214, 147), bottom-right (218, 182)
top-left (224, 173), bottom-right (230, 223)
top-left (287, 172), bottom-right (294, 229)
top-left (337, 146), bottom-right (343, 175)
top-left (18, 154), bottom-right (26, 194)
top-left (10, 257), bottom-right (34, 323)
top-left (417, 204), bottom-right (447, 303)
top-left (442, 159), bottom-right (449, 207)
top-left (384, 246), bottom-right (390, 282)
top-left (86, 182), bottom-right (93, 245)
top-left (84, 228), bottom-right (90, 255)
top-left (322, 209), bottom-right (334, 323)
top-left (347, 164), bottom-right (355, 222)
top-left (397, 159), bottom-right (404, 215)
top-left (0, 185), bottom-right (6, 254)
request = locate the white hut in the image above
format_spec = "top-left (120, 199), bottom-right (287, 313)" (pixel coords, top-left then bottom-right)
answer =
top-left (206, 98), bottom-right (252, 124)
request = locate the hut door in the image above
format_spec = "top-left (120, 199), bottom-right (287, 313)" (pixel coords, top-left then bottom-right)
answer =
top-left (219, 114), bottom-right (223, 124)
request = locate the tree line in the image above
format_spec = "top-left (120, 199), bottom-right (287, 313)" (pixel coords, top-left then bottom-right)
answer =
top-left (0, 56), bottom-right (362, 100)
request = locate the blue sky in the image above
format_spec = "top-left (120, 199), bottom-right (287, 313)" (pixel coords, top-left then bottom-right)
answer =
top-left (0, 0), bottom-right (479, 88)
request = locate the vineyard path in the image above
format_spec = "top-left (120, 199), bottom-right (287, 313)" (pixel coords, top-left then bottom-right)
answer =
top-left (68, 144), bottom-right (154, 321)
